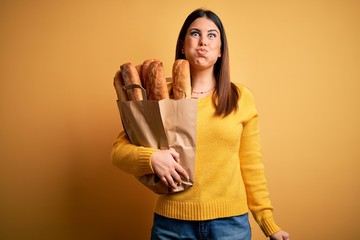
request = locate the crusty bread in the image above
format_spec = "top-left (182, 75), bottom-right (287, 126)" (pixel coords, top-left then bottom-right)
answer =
top-left (141, 59), bottom-right (156, 96)
top-left (120, 63), bottom-right (143, 101)
top-left (113, 69), bottom-right (128, 101)
top-left (146, 60), bottom-right (169, 100)
top-left (172, 59), bottom-right (191, 99)
top-left (135, 64), bottom-right (143, 85)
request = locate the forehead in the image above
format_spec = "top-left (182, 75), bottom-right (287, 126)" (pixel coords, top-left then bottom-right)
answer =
top-left (188, 17), bottom-right (220, 32)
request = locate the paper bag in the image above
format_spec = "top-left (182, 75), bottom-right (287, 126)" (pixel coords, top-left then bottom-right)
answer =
top-left (117, 84), bottom-right (197, 194)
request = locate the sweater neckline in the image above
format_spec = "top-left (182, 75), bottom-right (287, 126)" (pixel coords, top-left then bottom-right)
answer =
top-left (194, 93), bottom-right (212, 107)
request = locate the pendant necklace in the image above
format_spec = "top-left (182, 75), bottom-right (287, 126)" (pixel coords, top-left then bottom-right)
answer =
top-left (192, 86), bottom-right (215, 94)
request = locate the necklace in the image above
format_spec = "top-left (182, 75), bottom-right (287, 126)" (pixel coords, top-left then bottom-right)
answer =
top-left (192, 86), bottom-right (215, 94)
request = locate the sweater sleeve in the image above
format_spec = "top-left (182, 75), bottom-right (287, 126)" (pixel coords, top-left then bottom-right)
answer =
top-left (111, 131), bottom-right (157, 177)
top-left (238, 87), bottom-right (282, 237)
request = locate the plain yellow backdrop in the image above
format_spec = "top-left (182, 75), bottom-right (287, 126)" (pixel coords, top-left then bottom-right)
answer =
top-left (1, 0), bottom-right (359, 239)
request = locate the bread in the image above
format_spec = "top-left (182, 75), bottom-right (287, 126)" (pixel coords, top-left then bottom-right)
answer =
top-left (172, 59), bottom-right (191, 99)
top-left (113, 70), bottom-right (128, 101)
top-left (146, 60), bottom-right (169, 100)
top-left (120, 63), bottom-right (143, 101)
top-left (135, 64), bottom-right (143, 84)
top-left (141, 59), bottom-right (156, 96)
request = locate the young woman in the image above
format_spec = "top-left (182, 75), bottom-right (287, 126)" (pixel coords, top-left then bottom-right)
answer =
top-left (112, 8), bottom-right (290, 240)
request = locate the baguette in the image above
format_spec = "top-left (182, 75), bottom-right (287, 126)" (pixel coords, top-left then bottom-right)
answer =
top-left (141, 59), bottom-right (156, 96)
top-left (172, 59), bottom-right (191, 99)
top-left (113, 70), bottom-right (128, 101)
top-left (120, 63), bottom-right (143, 101)
top-left (135, 64), bottom-right (143, 85)
top-left (146, 60), bottom-right (169, 100)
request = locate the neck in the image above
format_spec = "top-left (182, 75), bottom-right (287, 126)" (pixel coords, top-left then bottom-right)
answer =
top-left (190, 67), bottom-right (215, 91)
top-left (190, 68), bottom-right (215, 98)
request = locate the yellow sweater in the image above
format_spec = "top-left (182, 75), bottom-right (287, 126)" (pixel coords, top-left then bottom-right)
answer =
top-left (111, 84), bottom-right (281, 237)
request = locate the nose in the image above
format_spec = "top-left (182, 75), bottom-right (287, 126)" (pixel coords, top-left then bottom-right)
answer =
top-left (199, 36), bottom-right (207, 46)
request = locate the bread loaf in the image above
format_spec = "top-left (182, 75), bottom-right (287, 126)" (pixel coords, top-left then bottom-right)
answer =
top-left (172, 59), bottom-right (191, 99)
top-left (135, 64), bottom-right (143, 84)
top-left (146, 60), bottom-right (169, 100)
top-left (113, 70), bottom-right (128, 101)
top-left (141, 59), bottom-right (156, 96)
top-left (120, 63), bottom-right (143, 101)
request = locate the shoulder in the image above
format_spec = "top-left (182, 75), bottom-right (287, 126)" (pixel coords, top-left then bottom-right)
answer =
top-left (232, 82), bottom-right (258, 117)
top-left (232, 82), bottom-right (256, 103)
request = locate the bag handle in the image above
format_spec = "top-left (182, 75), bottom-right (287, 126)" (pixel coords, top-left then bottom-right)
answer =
top-left (122, 84), bottom-right (147, 100)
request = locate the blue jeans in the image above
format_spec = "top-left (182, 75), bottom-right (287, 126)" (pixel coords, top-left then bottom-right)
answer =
top-left (151, 213), bottom-right (251, 240)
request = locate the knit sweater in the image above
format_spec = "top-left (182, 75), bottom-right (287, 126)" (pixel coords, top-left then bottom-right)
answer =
top-left (111, 84), bottom-right (281, 237)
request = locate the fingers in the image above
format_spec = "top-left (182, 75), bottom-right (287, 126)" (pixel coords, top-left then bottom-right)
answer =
top-left (175, 164), bottom-right (190, 182)
top-left (160, 171), bottom-right (179, 190)
top-left (169, 148), bottom-right (180, 162)
top-left (269, 231), bottom-right (290, 240)
top-left (151, 148), bottom-right (190, 189)
top-left (159, 165), bottom-right (186, 189)
top-left (169, 148), bottom-right (190, 181)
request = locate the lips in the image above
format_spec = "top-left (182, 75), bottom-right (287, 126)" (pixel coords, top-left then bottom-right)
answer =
top-left (196, 48), bottom-right (208, 55)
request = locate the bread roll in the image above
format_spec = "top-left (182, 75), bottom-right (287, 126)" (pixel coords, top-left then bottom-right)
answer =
top-left (146, 60), bottom-right (169, 100)
top-left (120, 63), bottom-right (143, 101)
top-left (113, 70), bottom-right (128, 101)
top-left (172, 59), bottom-right (191, 99)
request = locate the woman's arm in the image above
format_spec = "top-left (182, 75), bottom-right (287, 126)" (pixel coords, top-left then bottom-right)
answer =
top-left (111, 131), bottom-right (156, 177)
top-left (238, 87), bottom-right (282, 237)
top-left (111, 131), bottom-right (190, 189)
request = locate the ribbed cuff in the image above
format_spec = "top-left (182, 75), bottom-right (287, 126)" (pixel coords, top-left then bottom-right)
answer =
top-left (138, 147), bottom-right (156, 176)
top-left (257, 216), bottom-right (281, 237)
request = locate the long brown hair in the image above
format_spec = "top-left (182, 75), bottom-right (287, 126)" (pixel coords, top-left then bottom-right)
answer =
top-left (175, 9), bottom-right (240, 117)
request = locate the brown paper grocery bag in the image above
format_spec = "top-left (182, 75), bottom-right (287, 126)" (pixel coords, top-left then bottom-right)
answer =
top-left (117, 84), bottom-right (197, 194)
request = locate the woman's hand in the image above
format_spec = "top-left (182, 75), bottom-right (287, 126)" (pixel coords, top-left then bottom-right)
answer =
top-left (151, 148), bottom-right (190, 189)
top-left (269, 230), bottom-right (290, 240)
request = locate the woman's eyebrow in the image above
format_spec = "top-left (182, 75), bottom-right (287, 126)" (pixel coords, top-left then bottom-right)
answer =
top-left (188, 27), bottom-right (200, 32)
top-left (208, 29), bottom-right (219, 34)
top-left (188, 28), bottom-right (219, 34)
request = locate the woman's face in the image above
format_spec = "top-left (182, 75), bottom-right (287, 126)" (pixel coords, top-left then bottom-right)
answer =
top-left (182, 17), bottom-right (222, 71)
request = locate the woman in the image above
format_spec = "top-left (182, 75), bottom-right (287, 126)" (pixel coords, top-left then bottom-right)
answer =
top-left (112, 8), bottom-right (290, 240)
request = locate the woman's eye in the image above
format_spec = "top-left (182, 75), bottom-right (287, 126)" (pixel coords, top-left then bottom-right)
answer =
top-left (190, 31), bottom-right (200, 37)
top-left (208, 33), bottom-right (217, 39)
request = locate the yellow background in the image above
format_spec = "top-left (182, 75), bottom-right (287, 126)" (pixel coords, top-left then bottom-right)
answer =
top-left (1, 0), bottom-right (359, 239)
